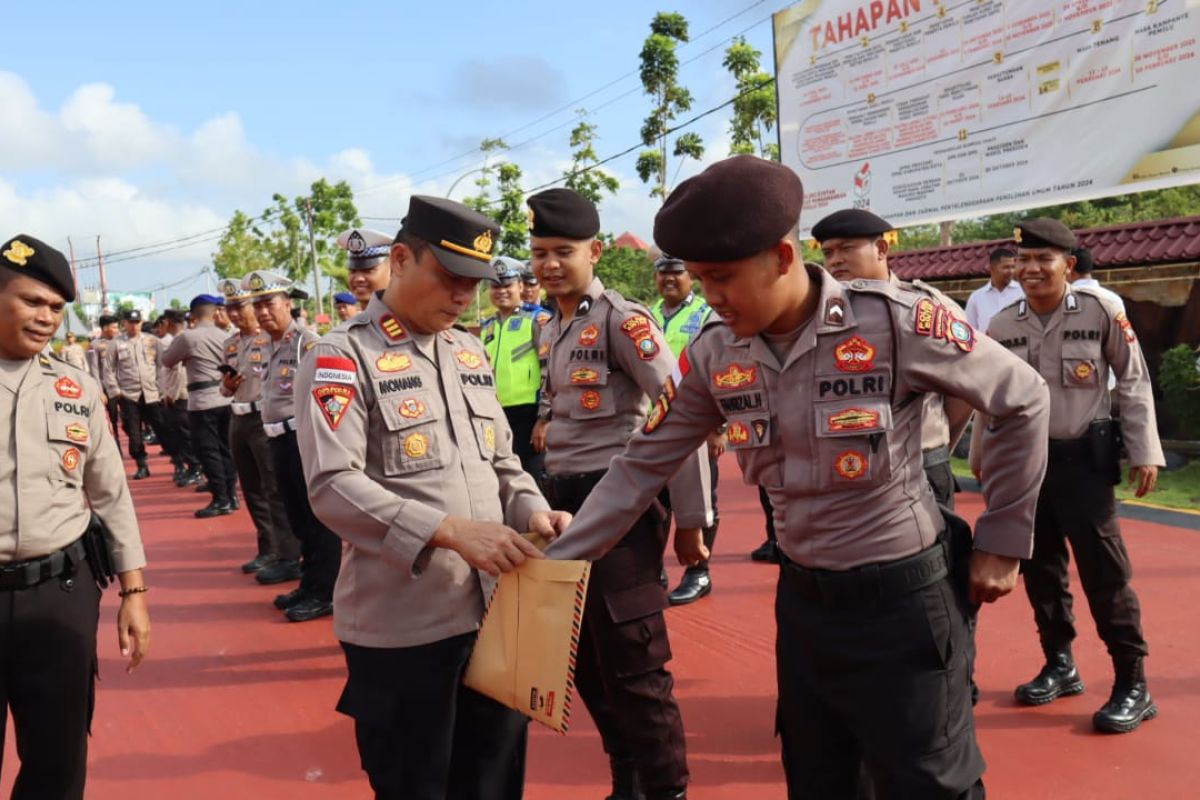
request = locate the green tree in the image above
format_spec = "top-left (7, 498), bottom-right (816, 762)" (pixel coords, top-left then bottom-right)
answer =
top-left (1159, 344), bottom-right (1200, 438)
top-left (258, 179), bottom-right (360, 288)
top-left (723, 37), bottom-right (779, 161)
top-left (463, 138), bottom-right (510, 213)
top-left (71, 302), bottom-right (89, 330)
top-left (494, 162), bottom-right (530, 260)
top-left (596, 234), bottom-right (656, 303)
top-left (636, 12), bottom-right (704, 199)
top-left (168, 298), bottom-right (184, 310)
top-left (564, 114), bottom-right (620, 206)
top-left (211, 209), bottom-right (272, 279)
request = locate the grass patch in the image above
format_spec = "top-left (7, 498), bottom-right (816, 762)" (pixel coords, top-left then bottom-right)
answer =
top-left (951, 457), bottom-right (1200, 512)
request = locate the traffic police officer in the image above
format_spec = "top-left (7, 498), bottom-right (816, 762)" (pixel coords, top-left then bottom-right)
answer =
top-left (103, 309), bottom-right (171, 480)
top-left (519, 267), bottom-right (547, 313)
top-left (88, 313), bottom-right (122, 455)
top-left (246, 270), bottom-right (340, 622)
top-left (973, 218), bottom-right (1164, 733)
top-left (546, 156), bottom-right (1052, 799)
top-left (0, 234), bottom-right (150, 799)
top-left (295, 196), bottom-right (566, 799)
top-left (482, 256), bottom-right (549, 477)
top-left (334, 291), bottom-right (358, 322)
top-left (528, 187), bottom-right (712, 800)
top-left (217, 279), bottom-right (298, 582)
top-left (649, 254), bottom-right (722, 606)
top-left (162, 295), bottom-right (238, 517)
top-left (812, 208), bottom-right (973, 509)
top-left (337, 228), bottom-right (393, 309)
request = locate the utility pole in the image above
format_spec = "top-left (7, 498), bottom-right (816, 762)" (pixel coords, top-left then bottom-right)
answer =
top-left (303, 198), bottom-right (324, 320)
top-left (96, 235), bottom-right (109, 312)
top-left (66, 237), bottom-right (78, 334)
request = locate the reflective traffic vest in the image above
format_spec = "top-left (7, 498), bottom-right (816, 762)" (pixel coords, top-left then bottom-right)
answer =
top-left (481, 311), bottom-right (541, 407)
top-left (650, 293), bottom-right (712, 358)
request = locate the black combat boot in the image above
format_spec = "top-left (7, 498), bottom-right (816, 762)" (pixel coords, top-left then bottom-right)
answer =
top-left (132, 459), bottom-right (150, 480)
top-left (1093, 657), bottom-right (1157, 733)
top-left (750, 539), bottom-right (779, 563)
top-left (606, 757), bottom-right (644, 800)
top-left (1014, 650), bottom-right (1085, 705)
top-left (668, 569), bottom-right (712, 606)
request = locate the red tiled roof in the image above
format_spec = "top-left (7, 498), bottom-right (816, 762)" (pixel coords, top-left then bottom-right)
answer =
top-left (890, 216), bottom-right (1200, 282)
top-left (613, 231), bottom-right (650, 251)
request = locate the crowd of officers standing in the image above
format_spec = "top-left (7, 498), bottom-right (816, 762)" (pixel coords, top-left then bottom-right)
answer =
top-left (0, 151), bottom-right (1170, 800)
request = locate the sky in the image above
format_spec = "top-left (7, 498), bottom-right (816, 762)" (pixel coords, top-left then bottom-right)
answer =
top-left (1, 0), bottom-right (790, 310)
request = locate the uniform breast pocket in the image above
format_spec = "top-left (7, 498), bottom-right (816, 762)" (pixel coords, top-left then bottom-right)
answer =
top-left (812, 399), bottom-right (894, 489)
top-left (46, 414), bottom-right (90, 487)
top-left (566, 365), bottom-right (615, 420)
top-left (377, 393), bottom-right (445, 476)
top-left (1061, 341), bottom-right (1102, 389)
top-left (463, 389), bottom-right (507, 461)
top-left (726, 414), bottom-right (783, 489)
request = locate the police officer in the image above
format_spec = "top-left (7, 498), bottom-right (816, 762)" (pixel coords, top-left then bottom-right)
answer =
top-left (973, 218), bottom-right (1164, 733)
top-left (519, 267), bottom-right (547, 313)
top-left (0, 234), bottom-right (150, 799)
top-left (103, 309), bottom-right (172, 480)
top-left (337, 228), bottom-right (394, 309)
top-left (245, 271), bottom-right (341, 621)
top-left (482, 256), bottom-right (549, 478)
top-left (60, 331), bottom-right (88, 371)
top-left (162, 295), bottom-right (238, 517)
top-left (157, 308), bottom-right (202, 486)
top-left (813, 209), bottom-right (974, 509)
top-left (528, 187), bottom-right (712, 800)
top-left (217, 279), bottom-right (299, 583)
top-left (546, 156), bottom-right (1052, 799)
top-left (649, 254), bottom-right (723, 606)
top-left (334, 291), bottom-right (358, 322)
top-left (88, 314), bottom-right (122, 456)
top-left (294, 196), bottom-right (566, 799)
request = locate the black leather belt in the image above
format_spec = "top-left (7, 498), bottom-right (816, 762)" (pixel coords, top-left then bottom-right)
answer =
top-left (780, 539), bottom-right (950, 609)
top-left (1048, 436), bottom-right (1091, 463)
top-left (922, 444), bottom-right (951, 468)
top-left (187, 379), bottom-right (221, 392)
top-left (0, 538), bottom-right (88, 591)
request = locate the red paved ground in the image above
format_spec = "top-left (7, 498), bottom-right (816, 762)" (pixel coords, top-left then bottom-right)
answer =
top-left (4, 450), bottom-right (1199, 798)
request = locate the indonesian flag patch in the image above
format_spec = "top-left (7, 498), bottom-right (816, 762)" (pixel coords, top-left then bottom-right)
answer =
top-left (313, 384), bottom-right (355, 430)
top-left (314, 355), bottom-right (358, 385)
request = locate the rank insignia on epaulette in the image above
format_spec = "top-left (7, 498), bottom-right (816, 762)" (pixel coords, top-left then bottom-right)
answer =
top-left (1065, 293), bottom-right (1079, 313)
top-left (38, 354), bottom-right (52, 368)
top-left (380, 315), bottom-right (407, 342)
top-left (824, 297), bottom-right (846, 326)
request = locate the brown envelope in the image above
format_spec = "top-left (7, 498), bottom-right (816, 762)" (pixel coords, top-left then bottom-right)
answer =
top-left (464, 557), bottom-right (591, 734)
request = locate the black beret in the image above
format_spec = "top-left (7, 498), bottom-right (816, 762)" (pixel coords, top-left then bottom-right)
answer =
top-left (527, 188), bottom-right (600, 240)
top-left (1, 234), bottom-right (76, 301)
top-left (1014, 218), bottom-right (1076, 250)
top-left (396, 195), bottom-right (500, 280)
top-left (97, 314), bottom-right (118, 326)
top-left (654, 155), bottom-right (804, 262)
top-left (811, 209), bottom-right (893, 243)
top-left (1071, 246), bottom-right (1094, 273)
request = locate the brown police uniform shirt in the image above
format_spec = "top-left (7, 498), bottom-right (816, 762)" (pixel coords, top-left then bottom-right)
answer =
top-left (156, 332), bottom-right (186, 402)
top-left (261, 321), bottom-right (316, 425)
top-left (220, 330), bottom-right (273, 405)
top-left (538, 277), bottom-right (711, 528)
top-left (87, 338), bottom-right (114, 395)
top-left (975, 285), bottom-right (1165, 468)
top-left (0, 354), bottom-right (145, 570)
top-left (161, 322), bottom-right (233, 411)
top-left (61, 343), bottom-right (88, 372)
top-left (547, 268), bottom-right (1050, 568)
top-left (103, 332), bottom-right (162, 403)
top-left (294, 295), bottom-right (550, 648)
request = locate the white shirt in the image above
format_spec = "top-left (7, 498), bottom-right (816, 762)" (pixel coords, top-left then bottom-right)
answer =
top-left (966, 281), bottom-right (1025, 334)
top-left (1071, 277), bottom-right (1126, 314)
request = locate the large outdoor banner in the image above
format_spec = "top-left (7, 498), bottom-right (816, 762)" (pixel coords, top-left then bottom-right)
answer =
top-left (773, 0), bottom-right (1200, 235)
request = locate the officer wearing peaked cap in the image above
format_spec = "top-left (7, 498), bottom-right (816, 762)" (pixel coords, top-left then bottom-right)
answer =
top-left (973, 217), bottom-right (1164, 733)
top-left (481, 256), bottom-right (548, 480)
top-left (294, 195), bottom-right (568, 797)
top-left (0, 234), bottom-right (150, 798)
top-left (528, 186), bottom-right (713, 800)
top-left (162, 293), bottom-right (238, 517)
top-left (338, 228), bottom-right (394, 308)
top-left (242, 269), bottom-right (338, 621)
top-left (217, 277), bottom-right (298, 582)
top-left (546, 155), bottom-right (1052, 798)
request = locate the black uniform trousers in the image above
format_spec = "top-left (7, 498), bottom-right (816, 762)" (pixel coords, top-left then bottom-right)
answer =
top-left (0, 557), bottom-right (101, 800)
top-left (229, 411), bottom-right (297, 561)
top-left (1023, 442), bottom-right (1148, 661)
top-left (189, 405), bottom-right (236, 503)
top-left (546, 471), bottom-right (689, 796)
top-left (502, 403), bottom-right (544, 485)
top-left (337, 632), bottom-right (527, 800)
top-left (775, 547), bottom-right (985, 800)
top-left (268, 430), bottom-right (341, 600)
top-left (163, 399), bottom-right (198, 468)
top-left (104, 396), bottom-right (121, 451)
top-left (658, 456), bottom-right (720, 574)
top-left (117, 394), bottom-right (172, 465)
top-left (760, 485), bottom-right (777, 542)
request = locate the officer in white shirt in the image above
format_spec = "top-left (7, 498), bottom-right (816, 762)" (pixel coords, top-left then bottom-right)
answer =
top-left (1070, 247), bottom-right (1124, 390)
top-left (965, 247), bottom-right (1023, 333)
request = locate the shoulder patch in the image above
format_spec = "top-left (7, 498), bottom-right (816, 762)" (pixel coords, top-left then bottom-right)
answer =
top-left (1115, 312), bottom-right (1136, 343)
top-left (312, 384), bottom-right (355, 430)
